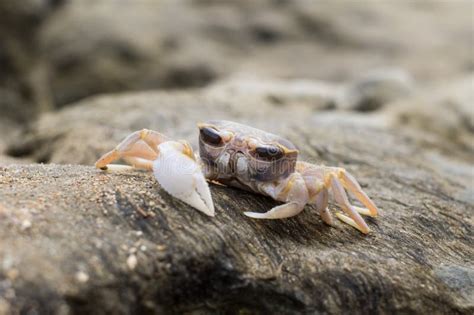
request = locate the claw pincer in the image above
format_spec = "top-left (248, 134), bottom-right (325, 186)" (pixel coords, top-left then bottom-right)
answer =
top-left (153, 141), bottom-right (214, 216)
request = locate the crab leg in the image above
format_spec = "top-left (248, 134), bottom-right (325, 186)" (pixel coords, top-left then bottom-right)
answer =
top-left (315, 188), bottom-right (333, 225)
top-left (123, 157), bottom-right (154, 170)
top-left (95, 129), bottom-right (165, 170)
top-left (244, 173), bottom-right (308, 219)
top-left (330, 174), bottom-right (370, 234)
top-left (244, 202), bottom-right (305, 219)
top-left (339, 170), bottom-right (378, 217)
top-left (95, 130), bottom-right (214, 216)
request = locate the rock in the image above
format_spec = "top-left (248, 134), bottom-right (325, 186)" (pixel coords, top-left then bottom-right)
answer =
top-left (0, 119), bottom-right (32, 166)
top-left (339, 68), bottom-right (415, 112)
top-left (2, 0), bottom-right (472, 121)
top-left (38, 1), bottom-right (220, 107)
top-left (1, 88), bottom-right (473, 314)
top-left (207, 76), bottom-right (340, 110)
top-left (0, 0), bottom-right (63, 122)
top-left (435, 265), bottom-right (474, 309)
top-left (388, 75), bottom-right (474, 156)
top-left (1, 1), bottom-right (472, 312)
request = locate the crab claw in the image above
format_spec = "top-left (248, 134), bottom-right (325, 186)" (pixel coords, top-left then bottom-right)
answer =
top-left (153, 141), bottom-right (215, 216)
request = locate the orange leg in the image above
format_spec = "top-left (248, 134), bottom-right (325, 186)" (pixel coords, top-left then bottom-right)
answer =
top-left (339, 170), bottom-right (378, 217)
top-left (95, 129), bottom-right (168, 171)
top-left (122, 157), bottom-right (154, 171)
top-left (314, 189), bottom-right (333, 226)
top-left (329, 174), bottom-right (370, 234)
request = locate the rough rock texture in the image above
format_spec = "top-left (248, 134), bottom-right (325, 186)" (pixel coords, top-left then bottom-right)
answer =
top-left (1, 86), bottom-right (473, 314)
top-left (1, 2), bottom-right (473, 313)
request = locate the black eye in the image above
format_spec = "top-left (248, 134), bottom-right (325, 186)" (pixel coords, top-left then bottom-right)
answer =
top-left (255, 145), bottom-right (283, 161)
top-left (200, 127), bottom-right (223, 146)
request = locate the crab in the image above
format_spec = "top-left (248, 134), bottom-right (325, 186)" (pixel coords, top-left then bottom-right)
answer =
top-left (95, 120), bottom-right (378, 234)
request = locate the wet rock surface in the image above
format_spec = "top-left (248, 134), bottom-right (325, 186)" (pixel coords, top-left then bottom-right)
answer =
top-left (1, 86), bottom-right (473, 314)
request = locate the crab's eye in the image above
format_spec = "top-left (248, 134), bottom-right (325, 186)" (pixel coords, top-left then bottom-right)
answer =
top-left (255, 145), bottom-right (284, 161)
top-left (200, 127), bottom-right (223, 146)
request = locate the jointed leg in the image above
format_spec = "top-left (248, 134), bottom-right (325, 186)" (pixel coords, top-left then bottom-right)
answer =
top-left (123, 157), bottom-right (154, 170)
top-left (244, 173), bottom-right (309, 219)
top-left (339, 171), bottom-right (378, 217)
top-left (95, 131), bottom-right (215, 217)
top-left (95, 129), bottom-right (167, 171)
top-left (244, 202), bottom-right (305, 219)
top-left (95, 142), bottom-right (156, 171)
top-left (137, 129), bottom-right (169, 154)
top-left (314, 189), bottom-right (333, 226)
top-left (330, 174), bottom-right (370, 234)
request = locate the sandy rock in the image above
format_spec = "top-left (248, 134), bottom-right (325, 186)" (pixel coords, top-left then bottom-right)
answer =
top-left (1, 87), bottom-right (473, 313)
top-left (1, 1), bottom-right (472, 312)
top-left (0, 152), bottom-right (472, 313)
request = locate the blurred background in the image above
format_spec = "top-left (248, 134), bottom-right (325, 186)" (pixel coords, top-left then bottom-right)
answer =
top-left (0, 0), bottom-right (472, 165)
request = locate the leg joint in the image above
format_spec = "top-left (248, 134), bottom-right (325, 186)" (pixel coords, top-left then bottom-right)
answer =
top-left (139, 129), bottom-right (150, 139)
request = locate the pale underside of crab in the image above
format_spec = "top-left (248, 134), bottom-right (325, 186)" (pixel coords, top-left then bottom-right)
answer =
top-left (95, 120), bottom-right (378, 234)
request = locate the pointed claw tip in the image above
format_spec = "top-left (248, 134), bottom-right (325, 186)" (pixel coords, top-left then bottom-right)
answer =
top-left (373, 207), bottom-right (379, 217)
top-left (199, 206), bottom-right (215, 217)
top-left (243, 211), bottom-right (263, 219)
top-left (153, 140), bottom-right (216, 217)
top-left (208, 207), bottom-right (215, 217)
top-left (183, 199), bottom-right (214, 217)
top-left (367, 207), bottom-right (378, 218)
top-left (357, 223), bottom-right (371, 234)
top-left (95, 161), bottom-right (106, 170)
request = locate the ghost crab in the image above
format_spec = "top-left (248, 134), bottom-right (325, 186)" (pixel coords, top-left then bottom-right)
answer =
top-left (95, 120), bottom-right (378, 233)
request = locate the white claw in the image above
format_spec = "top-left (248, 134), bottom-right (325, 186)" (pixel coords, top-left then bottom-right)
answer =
top-left (153, 141), bottom-right (215, 216)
